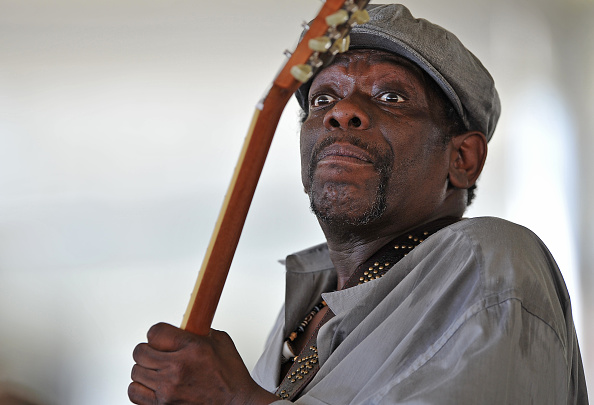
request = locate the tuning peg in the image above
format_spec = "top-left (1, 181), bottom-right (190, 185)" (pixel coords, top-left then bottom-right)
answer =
top-left (308, 55), bottom-right (324, 69)
top-left (330, 35), bottom-right (351, 54)
top-left (351, 9), bottom-right (370, 25)
top-left (344, 0), bottom-right (357, 12)
top-left (290, 64), bottom-right (314, 83)
top-left (325, 9), bottom-right (349, 26)
top-left (284, 50), bottom-right (293, 58)
top-left (309, 36), bottom-right (332, 52)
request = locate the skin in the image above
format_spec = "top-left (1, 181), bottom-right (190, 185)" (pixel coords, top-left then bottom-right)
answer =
top-left (302, 50), bottom-right (486, 288)
top-left (129, 49), bottom-right (487, 405)
top-left (128, 323), bottom-right (278, 405)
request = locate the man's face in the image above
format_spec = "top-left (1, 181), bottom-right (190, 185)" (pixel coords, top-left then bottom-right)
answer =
top-left (300, 50), bottom-right (454, 232)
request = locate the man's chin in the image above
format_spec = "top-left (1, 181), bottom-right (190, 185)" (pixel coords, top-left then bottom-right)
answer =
top-left (307, 174), bottom-right (389, 229)
top-left (309, 199), bottom-right (386, 228)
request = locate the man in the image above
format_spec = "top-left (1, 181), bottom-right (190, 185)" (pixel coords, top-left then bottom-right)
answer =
top-left (129, 4), bottom-right (588, 404)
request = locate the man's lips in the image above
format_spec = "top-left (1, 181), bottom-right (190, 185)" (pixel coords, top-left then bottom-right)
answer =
top-left (315, 143), bottom-right (373, 165)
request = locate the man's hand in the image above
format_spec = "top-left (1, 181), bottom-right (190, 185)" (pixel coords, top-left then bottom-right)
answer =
top-left (128, 323), bottom-right (279, 405)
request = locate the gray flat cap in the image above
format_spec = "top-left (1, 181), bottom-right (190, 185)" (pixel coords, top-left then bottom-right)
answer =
top-left (296, 3), bottom-right (501, 141)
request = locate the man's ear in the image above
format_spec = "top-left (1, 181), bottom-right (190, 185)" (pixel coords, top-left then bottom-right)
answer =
top-left (448, 131), bottom-right (488, 188)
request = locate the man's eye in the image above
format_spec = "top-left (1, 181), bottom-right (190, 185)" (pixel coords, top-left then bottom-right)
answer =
top-left (378, 93), bottom-right (405, 103)
top-left (311, 94), bottom-right (337, 108)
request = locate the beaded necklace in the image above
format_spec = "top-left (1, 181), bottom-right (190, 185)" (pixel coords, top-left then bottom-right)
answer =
top-left (280, 230), bottom-right (428, 365)
top-left (281, 300), bottom-right (327, 363)
top-left (276, 217), bottom-right (460, 400)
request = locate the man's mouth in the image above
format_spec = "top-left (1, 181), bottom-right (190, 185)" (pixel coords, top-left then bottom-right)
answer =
top-left (315, 143), bottom-right (373, 165)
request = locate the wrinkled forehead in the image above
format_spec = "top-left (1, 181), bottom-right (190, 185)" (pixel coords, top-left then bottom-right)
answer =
top-left (327, 49), bottom-right (423, 72)
top-left (308, 49), bottom-right (435, 97)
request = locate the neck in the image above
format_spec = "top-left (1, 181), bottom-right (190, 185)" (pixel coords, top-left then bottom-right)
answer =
top-left (320, 213), bottom-right (461, 289)
top-left (325, 235), bottom-right (394, 289)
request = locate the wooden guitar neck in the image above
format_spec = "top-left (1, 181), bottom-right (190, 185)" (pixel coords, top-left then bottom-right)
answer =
top-left (181, 0), bottom-right (370, 335)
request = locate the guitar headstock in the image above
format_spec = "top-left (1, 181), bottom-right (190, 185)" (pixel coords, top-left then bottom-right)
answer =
top-left (274, 0), bottom-right (371, 89)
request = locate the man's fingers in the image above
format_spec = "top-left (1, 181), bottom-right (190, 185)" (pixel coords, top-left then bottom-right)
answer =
top-left (133, 342), bottom-right (169, 370)
top-left (147, 322), bottom-right (194, 351)
top-left (128, 381), bottom-right (157, 405)
top-left (131, 364), bottom-right (161, 391)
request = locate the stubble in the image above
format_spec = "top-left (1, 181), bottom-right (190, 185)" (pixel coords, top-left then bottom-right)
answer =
top-left (307, 134), bottom-right (393, 227)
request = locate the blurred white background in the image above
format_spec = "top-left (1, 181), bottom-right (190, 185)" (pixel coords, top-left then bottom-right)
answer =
top-left (0, 0), bottom-right (592, 403)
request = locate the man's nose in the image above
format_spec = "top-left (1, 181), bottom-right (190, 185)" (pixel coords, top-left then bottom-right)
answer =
top-left (322, 98), bottom-right (371, 130)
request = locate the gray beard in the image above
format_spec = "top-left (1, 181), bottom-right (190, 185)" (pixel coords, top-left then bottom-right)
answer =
top-left (306, 135), bottom-right (393, 227)
top-left (308, 179), bottom-right (388, 227)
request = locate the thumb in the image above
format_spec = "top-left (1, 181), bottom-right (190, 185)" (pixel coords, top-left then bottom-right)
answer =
top-left (146, 322), bottom-right (195, 352)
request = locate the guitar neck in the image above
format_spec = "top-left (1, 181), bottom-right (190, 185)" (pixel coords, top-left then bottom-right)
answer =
top-left (180, 0), bottom-right (370, 335)
top-left (180, 85), bottom-right (295, 334)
